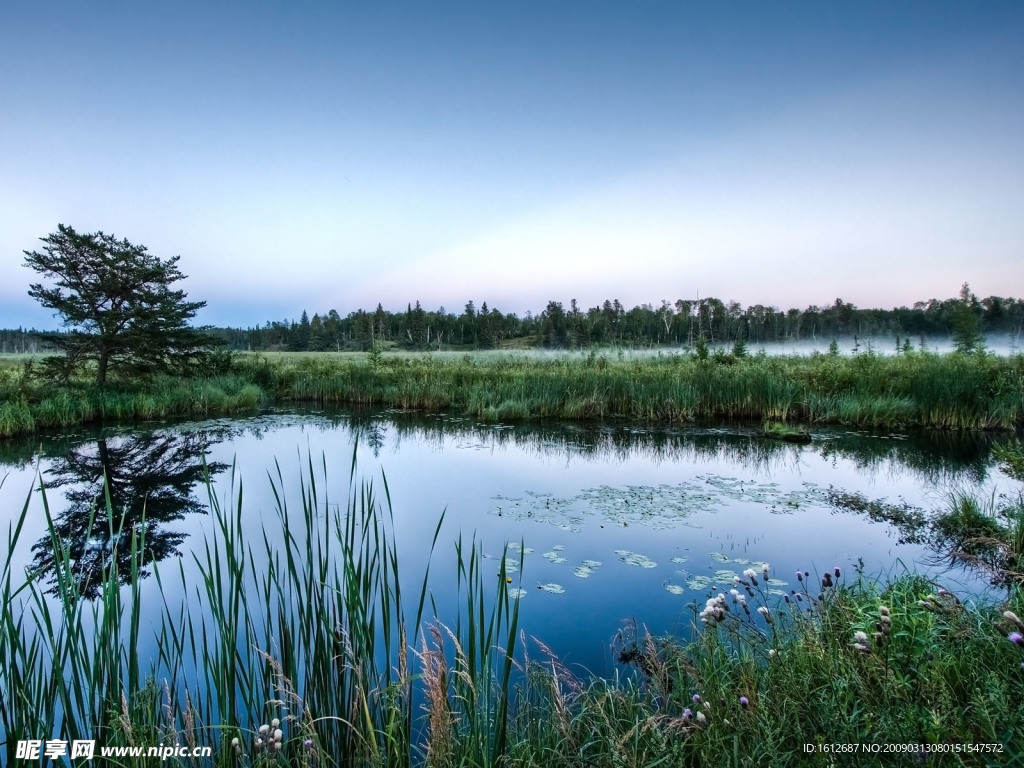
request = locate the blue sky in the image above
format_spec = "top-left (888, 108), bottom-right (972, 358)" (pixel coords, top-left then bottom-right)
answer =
top-left (2, 1), bottom-right (1022, 327)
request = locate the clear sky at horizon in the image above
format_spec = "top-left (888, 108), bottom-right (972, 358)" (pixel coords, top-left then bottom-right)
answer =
top-left (2, 1), bottom-right (1022, 327)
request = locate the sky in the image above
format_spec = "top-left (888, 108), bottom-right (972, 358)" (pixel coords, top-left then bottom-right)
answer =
top-left (1, 1), bottom-right (1022, 327)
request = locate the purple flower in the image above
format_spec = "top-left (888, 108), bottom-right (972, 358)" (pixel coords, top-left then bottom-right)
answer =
top-left (304, 739), bottom-right (313, 748)
top-left (682, 708), bottom-right (692, 722)
top-left (1009, 632), bottom-right (1024, 645)
top-left (796, 571), bottom-right (803, 582)
top-left (739, 696), bottom-right (749, 708)
top-left (692, 694), bottom-right (701, 704)
top-left (834, 566), bottom-right (841, 578)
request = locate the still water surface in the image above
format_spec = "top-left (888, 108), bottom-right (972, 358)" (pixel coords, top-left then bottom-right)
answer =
top-left (0, 407), bottom-right (1013, 675)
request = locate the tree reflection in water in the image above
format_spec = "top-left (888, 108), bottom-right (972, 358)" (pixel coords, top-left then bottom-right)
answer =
top-left (31, 430), bottom-right (227, 599)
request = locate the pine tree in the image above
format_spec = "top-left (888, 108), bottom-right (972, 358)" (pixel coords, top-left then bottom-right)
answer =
top-left (952, 283), bottom-right (985, 353)
top-left (23, 224), bottom-right (219, 385)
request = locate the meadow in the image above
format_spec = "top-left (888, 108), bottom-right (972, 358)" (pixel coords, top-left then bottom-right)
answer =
top-left (1, 347), bottom-right (1023, 439)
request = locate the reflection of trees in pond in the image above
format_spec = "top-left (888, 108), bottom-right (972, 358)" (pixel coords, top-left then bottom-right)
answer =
top-left (827, 486), bottom-right (1024, 588)
top-left (336, 407), bottom-right (1012, 484)
top-left (31, 430), bottom-right (228, 599)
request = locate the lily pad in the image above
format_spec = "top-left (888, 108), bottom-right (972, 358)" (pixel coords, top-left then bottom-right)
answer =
top-left (615, 550), bottom-right (657, 568)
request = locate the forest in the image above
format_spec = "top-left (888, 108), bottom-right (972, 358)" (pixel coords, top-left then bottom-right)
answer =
top-left (4, 288), bottom-right (1022, 354)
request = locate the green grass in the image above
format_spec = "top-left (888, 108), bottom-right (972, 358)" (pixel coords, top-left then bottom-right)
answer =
top-left (2, 349), bottom-right (1021, 438)
top-left (2, 460), bottom-right (1024, 766)
top-left (0, 374), bottom-right (264, 438)
top-left (505, 572), bottom-right (1024, 767)
top-left (761, 420), bottom-right (812, 443)
top-left (238, 348), bottom-right (1024, 431)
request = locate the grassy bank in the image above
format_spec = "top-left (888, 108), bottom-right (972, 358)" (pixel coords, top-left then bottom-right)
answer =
top-left (2, 348), bottom-right (1022, 439)
top-left (2, 462), bottom-right (1023, 766)
top-left (245, 348), bottom-right (1024, 430)
top-left (0, 362), bottom-right (263, 438)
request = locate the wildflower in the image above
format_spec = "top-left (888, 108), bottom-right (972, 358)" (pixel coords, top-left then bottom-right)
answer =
top-left (796, 571), bottom-right (803, 582)
top-left (762, 563), bottom-right (770, 580)
top-left (271, 718), bottom-right (280, 728)
top-left (258, 724), bottom-right (269, 735)
top-left (274, 729), bottom-right (283, 741)
top-left (743, 568), bottom-right (758, 585)
top-left (833, 566), bottom-right (841, 578)
top-left (682, 708), bottom-right (692, 722)
top-left (768, 649), bottom-right (778, 658)
top-left (877, 609), bottom-right (892, 638)
top-left (740, 696), bottom-right (749, 708)
top-left (852, 630), bottom-right (871, 653)
top-left (783, 594), bottom-right (791, 603)
top-left (692, 694), bottom-right (701, 704)
top-left (696, 711), bottom-right (707, 725)
top-left (1009, 632), bottom-right (1024, 646)
top-left (757, 606), bottom-right (773, 623)
top-left (304, 739), bottom-right (313, 748)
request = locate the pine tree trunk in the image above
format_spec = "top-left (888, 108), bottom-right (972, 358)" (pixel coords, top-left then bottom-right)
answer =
top-left (96, 351), bottom-right (109, 386)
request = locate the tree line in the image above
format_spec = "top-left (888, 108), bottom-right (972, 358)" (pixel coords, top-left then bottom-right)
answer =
top-left (7, 290), bottom-right (1022, 355)
top-left (202, 290), bottom-right (1023, 352)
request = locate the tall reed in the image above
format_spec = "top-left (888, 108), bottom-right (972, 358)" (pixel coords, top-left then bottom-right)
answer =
top-left (0, 454), bottom-right (521, 766)
top-left (249, 349), bottom-right (1024, 430)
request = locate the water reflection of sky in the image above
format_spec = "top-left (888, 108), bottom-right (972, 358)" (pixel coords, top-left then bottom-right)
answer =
top-left (1, 409), bottom-right (1017, 675)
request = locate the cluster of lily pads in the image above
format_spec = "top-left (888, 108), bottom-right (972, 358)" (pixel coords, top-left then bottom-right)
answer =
top-left (490, 475), bottom-right (829, 532)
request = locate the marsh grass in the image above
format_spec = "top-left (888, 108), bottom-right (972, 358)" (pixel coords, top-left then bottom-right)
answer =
top-left (236, 349), bottom-right (1024, 432)
top-left (504, 571), bottom-right (1024, 767)
top-left (0, 375), bottom-right (263, 438)
top-left (2, 350), bottom-right (1021, 439)
top-left (0, 455), bottom-right (522, 767)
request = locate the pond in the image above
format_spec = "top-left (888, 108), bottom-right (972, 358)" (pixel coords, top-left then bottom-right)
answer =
top-left (1, 407), bottom-right (1015, 680)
